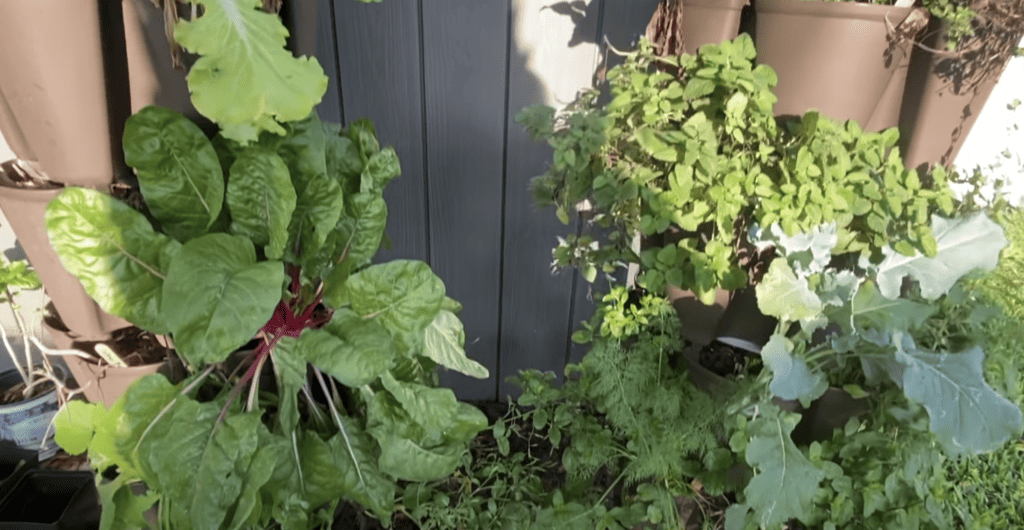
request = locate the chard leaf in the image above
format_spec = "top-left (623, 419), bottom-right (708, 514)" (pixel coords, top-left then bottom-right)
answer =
top-left (324, 125), bottom-right (363, 193)
top-left (894, 332), bottom-right (1024, 456)
top-left (96, 475), bottom-right (158, 530)
top-left (111, 374), bottom-right (182, 480)
top-left (270, 336), bottom-right (304, 433)
top-left (137, 398), bottom-right (262, 530)
top-left (299, 419), bottom-right (395, 522)
top-left (761, 334), bottom-right (826, 404)
top-left (756, 260), bottom-right (822, 324)
top-left (366, 390), bottom-right (485, 482)
top-left (423, 309), bottom-right (489, 378)
top-left (226, 147), bottom-right (297, 259)
top-left (173, 0), bottom-right (328, 143)
top-left (123, 105), bottom-right (224, 241)
top-left (54, 400), bottom-right (98, 456)
top-left (295, 310), bottom-right (396, 387)
top-left (162, 233), bottom-right (284, 364)
top-left (346, 260), bottom-right (446, 351)
top-left (876, 214), bottom-right (1006, 300)
top-left (375, 434), bottom-right (465, 482)
top-left (380, 372), bottom-right (460, 435)
top-left (45, 187), bottom-right (181, 334)
top-left (743, 402), bottom-right (826, 528)
top-left (340, 192), bottom-right (388, 268)
top-left (360, 147), bottom-right (401, 194)
top-left (348, 118), bottom-right (380, 163)
top-left (227, 434), bottom-right (283, 530)
top-left (288, 174), bottom-right (344, 264)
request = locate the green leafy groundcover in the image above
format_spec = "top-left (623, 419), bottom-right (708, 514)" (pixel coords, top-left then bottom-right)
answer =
top-left (46, 1), bottom-right (489, 529)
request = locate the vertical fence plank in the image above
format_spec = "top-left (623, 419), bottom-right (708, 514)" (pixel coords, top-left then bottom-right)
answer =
top-left (499, 0), bottom-right (605, 398)
top-left (333, 0), bottom-right (429, 264)
top-left (420, 0), bottom-right (509, 400)
top-left (314, 0), bottom-right (342, 124)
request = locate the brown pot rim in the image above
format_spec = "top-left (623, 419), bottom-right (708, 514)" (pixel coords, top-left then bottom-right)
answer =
top-left (683, 0), bottom-right (749, 9)
top-left (755, 0), bottom-right (913, 22)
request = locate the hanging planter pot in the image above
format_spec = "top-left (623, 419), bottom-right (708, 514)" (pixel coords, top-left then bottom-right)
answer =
top-left (753, 0), bottom-right (919, 125)
top-left (899, 17), bottom-right (1024, 169)
top-left (43, 307), bottom-right (182, 408)
top-left (645, 0), bottom-right (749, 56)
top-left (0, 162), bottom-right (128, 342)
top-left (0, 369), bottom-right (60, 461)
top-left (0, 0), bottom-right (131, 188)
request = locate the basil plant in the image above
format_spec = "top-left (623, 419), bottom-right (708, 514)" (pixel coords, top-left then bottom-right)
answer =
top-left (44, 1), bottom-right (488, 529)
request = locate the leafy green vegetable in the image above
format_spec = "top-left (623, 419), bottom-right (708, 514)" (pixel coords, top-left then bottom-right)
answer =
top-left (226, 146), bottom-right (297, 259)
top-left (123, 105), bottom-right (225, 241)
top-left (44, 187), bottom-right (181, 334)
top-left (894, 332), bottom-right (1023, 456)
top-left (739, 403), bottom-right (826, 528)
top-left (173, 0), bottom-right (328, 142)
top-left (161, 233), bottom-right (284, 364)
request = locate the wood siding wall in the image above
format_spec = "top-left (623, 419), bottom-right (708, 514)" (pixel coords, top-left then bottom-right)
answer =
top-left (314, 0), bottom-right (660, 400)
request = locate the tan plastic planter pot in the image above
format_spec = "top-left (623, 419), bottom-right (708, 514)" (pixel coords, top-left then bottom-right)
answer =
top-left (899, 19), bottom-right (1024, 169)
top-left (0, 0), bottom-right (130, 188)
top-left (753, 0), bottom-right (916, 125)
top-left (683, 0), bottom-right (748, 52)
top-left (43, 313), bottom-right (181, 408)
top-left (0, 162), bottom-right (126, 341)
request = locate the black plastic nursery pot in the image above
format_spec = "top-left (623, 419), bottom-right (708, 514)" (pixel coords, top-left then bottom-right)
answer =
top-left (0, 470), bottom-right (101, 530)
top-left (753, 0), bottom-right (918, 125)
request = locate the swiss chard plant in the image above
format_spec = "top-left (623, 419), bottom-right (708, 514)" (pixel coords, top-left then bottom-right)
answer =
top-left (518, 34), bottom-right (957, 304)
top-left (721, 213), bottom-right (1024, 528)
top-left (47, 1), bottom-right (488, 529)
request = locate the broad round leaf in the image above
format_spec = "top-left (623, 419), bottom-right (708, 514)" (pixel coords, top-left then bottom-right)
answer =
top-left (123, 106), bottom-right (224, 241)
top-left (346, 260), bottom-right (446, 350)
top-left (162, 233), bottom-right (284, 364)
top-left (44, 187), bottom-right (181, 333)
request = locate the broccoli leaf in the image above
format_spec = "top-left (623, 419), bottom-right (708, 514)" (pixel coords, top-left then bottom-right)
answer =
top-left (894, 332), bottom-right (1024, 456)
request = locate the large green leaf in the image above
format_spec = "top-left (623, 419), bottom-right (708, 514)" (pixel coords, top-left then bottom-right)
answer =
top-left (288, 174), bottom-right (344, 264)
top-left (162, 233), bottom-right (284, 364)
top-left (360, 147), bottom-right (401, 194)
top-left (743, 402), bottom-right (826, 528)
top-left (761, 334), bottom-right (826, 404)
top-left (173, 0), bottom-right (328, 143)
top-left (423, 309), bottom-right (489, 378)
top-left (123, 105), bottom-right (224, 241)
top-left (380, 372), bottom-right (459, 437)
top-left (227, 147), bottom-right (297, 259)
top-left (299, 419), bottom-right (395, 522)
top-left (96, 475), bottom-right (158, 530)
top-left (227, 434), bottom-right (283, 530)
top-left (111, 374), bottom-right (182, 480)
top-left (876, 214), bottom-right (1006, 300)
top-left (894, 332), bottom-right (1024, 456)
top-left (375, 434), bottom-right (465, 483)
top-left (324, 127), bottom-right (364, 194)
top-left (295, 310), bottom-right (397, 387)
top-left (340, 192), bottom-right (388, 268)
top-left (44, 187), bottom-right (181, 334)
top-left (850, 281), bottom-right (935, 335)
top-left (756, 260), bottom-right (822, 325)
top-left (136, 396), bottom-right (262, 530)
top-left (270, 336), bottom-right (305, 434)
top-left (346, 260), bottom-right (446, 350)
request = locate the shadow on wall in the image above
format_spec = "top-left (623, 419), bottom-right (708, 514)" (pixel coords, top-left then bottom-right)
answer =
top-left (494, 0), bottom-right (660, 399)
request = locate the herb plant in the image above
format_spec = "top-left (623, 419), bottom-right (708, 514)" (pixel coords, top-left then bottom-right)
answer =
top-left (518, 35), bottom-right (956, 304)
top-left (47, 1), bottom-right (488, 529)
